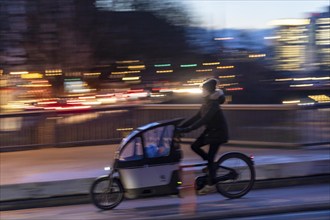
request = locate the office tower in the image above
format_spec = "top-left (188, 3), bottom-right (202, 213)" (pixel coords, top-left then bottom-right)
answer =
top-left (310, 6), bottom-right (330, 71)
top-left (271, 19), bottom-right (310, 71)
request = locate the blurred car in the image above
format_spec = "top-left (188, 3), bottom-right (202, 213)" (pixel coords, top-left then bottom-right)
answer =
top-left (25, 99), bottom-right (91, 113)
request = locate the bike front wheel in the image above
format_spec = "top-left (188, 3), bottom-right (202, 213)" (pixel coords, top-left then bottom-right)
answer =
top-left (90, 176), bottom-right (124, 210)
top-left (215, 152), bottom-right (255, 199)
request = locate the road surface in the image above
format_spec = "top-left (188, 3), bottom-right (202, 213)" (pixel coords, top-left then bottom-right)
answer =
top-left (1, 184), bottom-right (329, 220)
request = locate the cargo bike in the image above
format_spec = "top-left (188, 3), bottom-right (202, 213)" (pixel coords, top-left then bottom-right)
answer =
top-left (90, 118), bottom-right (255, 210)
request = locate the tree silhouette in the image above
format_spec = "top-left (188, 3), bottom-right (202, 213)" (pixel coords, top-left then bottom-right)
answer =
top-left (99, 0), bottom-right (192, 26)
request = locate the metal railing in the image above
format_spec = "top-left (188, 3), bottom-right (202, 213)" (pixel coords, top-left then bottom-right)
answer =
top-left (1, 104), bottom-right (329, 151)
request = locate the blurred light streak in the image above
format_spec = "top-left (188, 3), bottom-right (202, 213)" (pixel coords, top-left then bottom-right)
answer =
top-left (264, 36), bottom-right (281, 39)
top-left (172, 88), bottom-right (202, 94)
top-left (221, 83), bottom-right (239, 87)
top-left (96, 94), bottom-right (114, 97)
top-left (127, 65), bottom-right (145, 70)
top-left (79, 101), bottom-right (102, 105)
top-left (83, 72), bottom-right (101, 76)
top-left (248, 54), bottom-right (266, 58)
top-left (196, 69), bottom-right (212, 72)
top-left (44, 105), bottom-right (91, 111)
top-left (45, 69), bottom-right (62, 73)
top-left (202, 62), bottom-right (220, 66)
top-left (293, 77), bottom-right (313, 81)
top-left (122, 76), bottom-right (140, 81)
top-left (159, 89), bottom-right (173, 93)
top-left (226, 87), bottom-right (243, 91)
top-left (97, 97), bottom-right (117, 104)
top-left (298, 102), bottom-right (315, 106)
top-left (316, 40), bottom-right (330, 45)
top-left (10, 71), bottom-right (28, 75)
top-left (128, 89), bottom-right (144, 93)
top-left (316, 17), bottom-right (330, 24)
top-left (111, 70), bottom-right (140, 75)
top-left (126, 92), bottom-right (148, 99)
top-left (38, 101), bottom-right (57, 105)
top-left (150, 93), bottom-right (165, 97)
top-left (65, 78), bottom-right (80, 81)
top-left (217, 65), bottom-right (235, 69)
top-left (154, 64), bottom-right (171, 67)
top-left (219, 75), bottom-right (236, 79)
top-left (290, 84), bottom-right (314, 87)
top-left (101, 110), bottom-right (129, 114)
top-left (269, 18), bottom-right (310, 26)
top-left (180, 64), bottom-right (197, 68)
top-left (282, 100), bottom-right (300, 104)
top-left (45, 73), bottom-right (62, 76)
top-left (78, 96), bottom-right (95, 99)
top-left (18, 84), bottom-right (52, 88)
top-left (156, 70), bottom-right (173, 73)
top-left (275, 78), bottom-right (293, 81)
top-left (116, 60), bottom-right (140, 64)
top-left (187, 80), bottom-right (203, 84)
top-left (214, 37), bottom-right (234, 40)
top-left (21, 73), bottom-right (43, 79)
top-left (116, 128), bottom-right (133, 131)
top-left (71, 89), bottom-right (93, 93)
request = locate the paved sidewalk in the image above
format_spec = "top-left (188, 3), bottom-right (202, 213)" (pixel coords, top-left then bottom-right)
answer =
top-left (0, 144), bottom-right (329, 209)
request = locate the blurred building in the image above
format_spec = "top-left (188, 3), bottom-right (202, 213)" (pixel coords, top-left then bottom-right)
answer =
top-left (270, 19), bottom-right (311, 71)
top-left (0, 0), bottom-right (189, 73)
top-left (0, 0), bottom-right (95, 73)
top-left (309, 6), bottom-right (330, 71)
top-left (270, 6), bottom-right (330, 72)
top-left (0, 0), bottom-right (29, 70)
top-left (0, 0), bottom-right (192, 98)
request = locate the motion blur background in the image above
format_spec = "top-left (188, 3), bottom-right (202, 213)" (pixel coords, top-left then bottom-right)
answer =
top-left (1, 3), bottom-right (329, 217)
top-left (0, 0), bottom-right (329, 112)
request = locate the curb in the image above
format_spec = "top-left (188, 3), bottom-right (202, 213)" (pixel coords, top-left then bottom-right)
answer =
top-left (1, 174), bottom-right (329, 211)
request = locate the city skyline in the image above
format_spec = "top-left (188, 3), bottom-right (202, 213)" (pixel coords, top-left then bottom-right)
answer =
top-left (187, 0), bottom-right (329, 29)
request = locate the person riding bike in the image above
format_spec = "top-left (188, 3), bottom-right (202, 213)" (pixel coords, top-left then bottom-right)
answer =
top-left (177, 78), bottom-right (229, 195)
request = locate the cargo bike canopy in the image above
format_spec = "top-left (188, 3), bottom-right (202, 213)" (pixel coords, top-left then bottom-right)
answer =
top-left (116, 118), bottom-right (183, 167)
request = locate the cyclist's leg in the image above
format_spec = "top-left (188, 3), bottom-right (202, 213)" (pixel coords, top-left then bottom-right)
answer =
top-left (191, 135), bottom-right (208, 161)
top-left (207, 143), bottom-right (221, 185)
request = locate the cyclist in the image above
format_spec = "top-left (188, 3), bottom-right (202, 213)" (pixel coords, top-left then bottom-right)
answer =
top-left (177, 78), bottom-right (229, 194)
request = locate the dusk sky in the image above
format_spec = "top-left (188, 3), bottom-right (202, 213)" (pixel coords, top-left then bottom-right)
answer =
top-left (186, 0), bottom-right (329, 29)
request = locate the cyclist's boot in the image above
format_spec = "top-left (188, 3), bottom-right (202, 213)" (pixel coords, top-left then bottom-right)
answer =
top-left (198, 184), bottom-right (216, 195)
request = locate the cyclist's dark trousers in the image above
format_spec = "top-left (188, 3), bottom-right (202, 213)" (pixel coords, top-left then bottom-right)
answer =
top-left (191, 137), bottom-right (221, 185)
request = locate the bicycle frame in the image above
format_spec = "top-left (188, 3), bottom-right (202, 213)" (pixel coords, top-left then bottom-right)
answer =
top-left (214, 166), bottom-right (239, 182)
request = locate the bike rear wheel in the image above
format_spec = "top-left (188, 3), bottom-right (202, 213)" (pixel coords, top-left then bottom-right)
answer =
top-left (215, 152), bottom-right (255, 199)
top-left (90, 176), bottom-right (124, 210)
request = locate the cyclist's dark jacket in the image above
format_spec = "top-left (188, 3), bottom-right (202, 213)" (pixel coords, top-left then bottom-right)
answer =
top-left (180, 90), bottom-right (229, 143)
